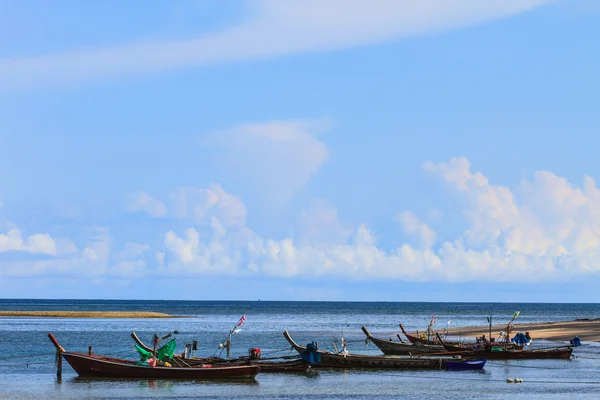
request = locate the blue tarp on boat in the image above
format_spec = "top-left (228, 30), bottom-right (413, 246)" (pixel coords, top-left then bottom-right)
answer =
top-left (511, 332), bottom-right (531, 346)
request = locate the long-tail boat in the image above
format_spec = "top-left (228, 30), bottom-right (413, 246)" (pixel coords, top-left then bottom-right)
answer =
top-left (361, 326), bottom-right (446, 355)
top-left (436, 333), bottom-right (573, 360)
top-left (399, 323), bottom-right (444, 345)
top-left (283, 331), bottom-right (475, 370)
top-left (131, 332), bottom-right (310, 373)
top-left (48, 333), bottom-right (260, 379)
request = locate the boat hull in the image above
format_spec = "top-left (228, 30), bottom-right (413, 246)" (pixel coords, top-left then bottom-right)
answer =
top-left (283, 330), bottom-right (466, 370)
top-left (362, 326), bottom-right (446, 355)
top-left (475, 349), bottom-right (572, 360)
top-left (62, 352), bottom-right (260, 379)
top-left (445, 359), bottom-right (486, 371)
top-left (185, 357), bottom-right (311, 373)
top-left (436, 334), bottom-right (573, 360)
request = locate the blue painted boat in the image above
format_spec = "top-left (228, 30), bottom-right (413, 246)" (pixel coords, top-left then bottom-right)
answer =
top-left (444, 358), bottom-right (486, 371)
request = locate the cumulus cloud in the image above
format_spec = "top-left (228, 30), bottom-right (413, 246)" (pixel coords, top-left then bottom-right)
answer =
top-left (0, 1), bottom-right (552, 90)
top-left (396, 211), bottom-right (437, 248)
top-left (156, 157), bottom-right (600, 282)
top-left (170, 184), bottom-right (247, 227)
top-left (203, 120), bottom-right (329, 206)
top-left (124, 184), bottom-right (247, 227)
top-left (0, 228), bottom-right (57, 255)
top-left (7, 156), bottom-right (600, 284)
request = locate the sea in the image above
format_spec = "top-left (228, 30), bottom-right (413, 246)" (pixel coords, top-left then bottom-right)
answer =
top-left (0, 300), bottom-right (599, 399)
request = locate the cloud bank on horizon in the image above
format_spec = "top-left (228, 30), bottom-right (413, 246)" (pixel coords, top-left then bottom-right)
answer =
top-left (0, 0), bottom-right (552, 90)
top-left (2, 119), bottom-right (599, 285)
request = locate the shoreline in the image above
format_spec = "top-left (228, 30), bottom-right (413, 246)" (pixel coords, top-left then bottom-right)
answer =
top-left (440, 318), bottom-right (600, 342)
top-left (0, 311), bottom-right (183, 318)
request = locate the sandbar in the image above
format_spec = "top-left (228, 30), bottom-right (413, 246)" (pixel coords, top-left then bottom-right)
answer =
top-left (437, 318), bottom-right (600, 342)
top-left (0, 311), bottom-right (179, 318)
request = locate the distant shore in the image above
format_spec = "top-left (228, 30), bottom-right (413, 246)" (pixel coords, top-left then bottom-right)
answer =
top-left (440, 318), bottom-right (600, 342)
top-left (0, 311), bottom-right (180, 318)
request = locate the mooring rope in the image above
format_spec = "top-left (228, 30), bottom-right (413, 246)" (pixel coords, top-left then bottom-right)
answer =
top-left (0, 352), bottom-right (55, 361)
top-left (485, 361), bottom-right (570, 370)
top-left (0, 360), bottom-right (55, 367)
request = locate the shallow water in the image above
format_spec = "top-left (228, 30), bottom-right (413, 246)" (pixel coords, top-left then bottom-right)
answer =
top-left (1, 300), bottom-right (599, 399)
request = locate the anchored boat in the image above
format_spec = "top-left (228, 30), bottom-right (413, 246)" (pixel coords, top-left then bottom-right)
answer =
top-left (361, 326), bottom-right (446, 355)
top-left (48, 333), bottom-right (260, 379)
top-left (283, 330), bottom-right (476, 370)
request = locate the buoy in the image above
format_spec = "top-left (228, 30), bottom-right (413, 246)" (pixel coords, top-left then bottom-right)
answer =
top-left (516, 378), bottom-right (523, 383)
top-left (507, 378), bottom-right (514, 383)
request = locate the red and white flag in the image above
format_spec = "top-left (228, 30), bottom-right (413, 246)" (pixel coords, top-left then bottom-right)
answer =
top-left (236, 314), bottom-right (246, 327)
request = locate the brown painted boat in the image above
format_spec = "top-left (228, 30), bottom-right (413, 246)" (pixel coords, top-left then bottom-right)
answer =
top-left (130, 332), bottom-right (311, 373)
top-left (283, 330), bottom-right (470, 370)
top-left (361, 326), bottom-right (446, 355)
top-left (48, 333), bottom-right (260, 379)
top-left (436, 333), bottom-right (573, 360)
top-left (399, 323), bottom-right (444, 345)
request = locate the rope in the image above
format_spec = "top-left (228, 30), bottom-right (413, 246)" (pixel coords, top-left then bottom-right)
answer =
top-left (0, 352), bottom-right (55, 361)
top-left (0, 360), bottom-right (54, 367)
top-left (485, 361), bottom-right (568, 370)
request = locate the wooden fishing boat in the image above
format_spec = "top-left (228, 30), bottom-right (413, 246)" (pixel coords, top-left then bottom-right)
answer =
top-left (48, 333), bottom-right (260, 379)
top-left (436, 334), bottom-right (573, 360)
top-left (361, 326), bottom-right (446, 355)
top-left (283, 330), bottom-right (475, 370)
top-left (131, 332), bottom-right (311, 373)
top-left (399, 323), bottom-right (443, 345)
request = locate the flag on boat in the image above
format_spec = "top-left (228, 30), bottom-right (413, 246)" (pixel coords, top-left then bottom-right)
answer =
top-left (236, 314), bottom-right (246, 327)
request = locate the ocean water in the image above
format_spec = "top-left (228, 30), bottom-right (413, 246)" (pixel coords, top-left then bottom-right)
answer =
top-left (0, 300), bottom-right (599, 399)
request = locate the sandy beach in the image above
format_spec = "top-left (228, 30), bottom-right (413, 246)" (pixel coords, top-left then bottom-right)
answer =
top-left (0, 311), bottom-right (178, 318)
top-left (438, 318), bottom-right (600, 342)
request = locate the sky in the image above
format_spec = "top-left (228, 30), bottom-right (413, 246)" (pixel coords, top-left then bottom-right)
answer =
top-left (1, 0), bottom-right (600, 301)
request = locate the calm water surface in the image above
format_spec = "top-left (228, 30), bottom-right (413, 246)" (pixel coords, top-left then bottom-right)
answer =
top-left (0, 300), bottom-right (599, 399)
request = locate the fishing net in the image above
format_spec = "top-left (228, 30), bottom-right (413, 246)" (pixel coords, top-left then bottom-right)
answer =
top-left (135, 339), bottom-right (177, 364)
top-left (157, 339), bottom-right (176, 361)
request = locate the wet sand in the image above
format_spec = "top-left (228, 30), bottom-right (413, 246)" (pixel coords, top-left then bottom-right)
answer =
top-left (441, 318), bottom-right (600, 342)
top-left (0, 311), bottom-right (178, 318)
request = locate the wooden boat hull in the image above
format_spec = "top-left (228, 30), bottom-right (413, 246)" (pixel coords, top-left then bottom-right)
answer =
top-left (445, 359), bottom-right (486, 371)
top-left (185, 357), bottom-right (311, 373)
top-left (436, 334), bottom-right (573, 360)
top-left (62, 352), bottom-right (260, 379)
top-left (283, 330), bottom-right (466, 370)
top-left (131, 331), bottom-right (310, 373)
top-left (250, 359), bottom-right (311, 373)
top-left (472, 349), bottom-right (572, 360)
top-left (361, 326), bottom-right (446, 355)
top-left (399, 323), bottom-right (439, 345)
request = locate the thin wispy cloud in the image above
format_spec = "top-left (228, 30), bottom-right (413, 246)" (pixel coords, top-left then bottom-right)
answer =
top-left (0, 0), bottom-right (552, 90)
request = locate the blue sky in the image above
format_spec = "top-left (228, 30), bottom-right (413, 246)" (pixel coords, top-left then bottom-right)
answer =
top-left (1, 0), bottom-right (600, 301)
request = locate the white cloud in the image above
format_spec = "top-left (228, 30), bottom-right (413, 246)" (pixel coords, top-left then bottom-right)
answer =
top-left (8, 156), bottom-right (600, 285)
top-left (124, 184), bottom-right (246, 227)
top-left (0, 228), bottom-right (57, 255)
top-left (396, 211), bottom-right (437, 248)
top-left (156, 158), bottom-right (600, 283)
top-left (125, 192), bottom-right (167, 217)
top-left (170, 184), bottom-right (247, 227)
top-left (424, 157), bottom-right (520, 247)
top-left (204, 120), bottom-right (329, 206)
top-left (0, 0), bottom-right (552, 90)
